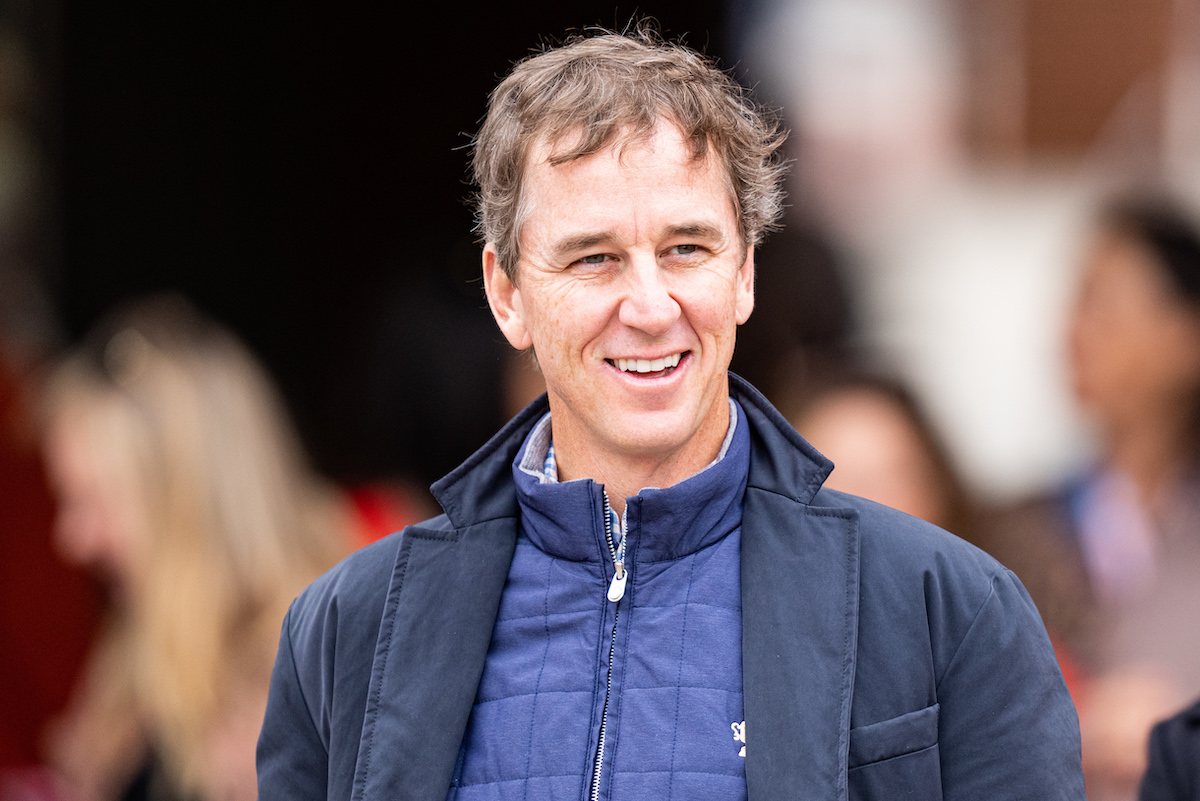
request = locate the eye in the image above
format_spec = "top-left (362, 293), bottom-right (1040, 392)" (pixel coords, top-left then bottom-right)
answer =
top-left (670, 244), bottom-right (701, 256)
top-left (579, 253), bottom-right (608, 264)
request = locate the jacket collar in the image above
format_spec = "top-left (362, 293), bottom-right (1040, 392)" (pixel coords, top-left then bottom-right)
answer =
top-left (360, 374), bottom-right (858, 801)
top-left (731, 372), bottom-right (833, 502)
top-left (429, 390), bottom-right (550, 529)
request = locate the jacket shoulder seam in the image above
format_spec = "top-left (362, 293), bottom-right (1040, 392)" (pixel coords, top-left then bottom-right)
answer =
top-left (934, 567), bottom-right (1010, 694)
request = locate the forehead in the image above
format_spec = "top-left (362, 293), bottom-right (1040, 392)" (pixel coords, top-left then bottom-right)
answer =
top-left (518, 122), bottom-right (738, 247)
top-left (1083, 231), bottom-right (1168, 293)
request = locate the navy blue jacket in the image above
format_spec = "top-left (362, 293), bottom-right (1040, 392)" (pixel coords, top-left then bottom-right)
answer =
top-left (257, 375), bottom-right (1084, 800)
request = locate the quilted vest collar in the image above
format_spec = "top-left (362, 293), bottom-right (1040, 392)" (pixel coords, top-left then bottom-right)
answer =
top-left (510, 399), bottom-right (751, 564)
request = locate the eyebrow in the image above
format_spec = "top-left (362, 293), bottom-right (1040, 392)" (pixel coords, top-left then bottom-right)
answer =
top-left (549, 221), bottom-right (727, 260)
top-left (551, 232), bottom-right (617, 260)
top-left (665, 222), bottom-right (725, 242)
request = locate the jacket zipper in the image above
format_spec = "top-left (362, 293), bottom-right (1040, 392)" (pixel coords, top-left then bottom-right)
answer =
top-left (590, 491), bottom-right (625, 801)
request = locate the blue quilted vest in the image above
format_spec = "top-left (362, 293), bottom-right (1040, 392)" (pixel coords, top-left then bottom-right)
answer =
top-left (447, 401), bottom-right (751, 801)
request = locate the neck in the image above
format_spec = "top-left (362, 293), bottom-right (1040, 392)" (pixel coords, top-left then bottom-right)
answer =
top-left (552, 405), bottom-right (732, 517)
top-left (1104, 401), bottom-right (1196, 505)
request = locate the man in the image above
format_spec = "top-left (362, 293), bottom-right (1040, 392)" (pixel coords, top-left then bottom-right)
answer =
top-left (257, 30), bottom-right (1084, 800)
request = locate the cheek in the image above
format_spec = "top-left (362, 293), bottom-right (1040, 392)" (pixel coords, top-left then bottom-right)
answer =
top-left (1071, 297), bottom-right (1156, 379)
top-left (53, 488), bottom-right (132, 578)
top-left (690, 286), bottom-right (743, 346)
top-left (528, 290), bottom-right (615, 354)
top-left (53, 496), bottom-right (103, 566)
top-left (671, 265), bottom-right (735, 312)
top-left (1146, 318), bottom-right (1200, 392)
top-left (69, 487), bottom-right (144, 583)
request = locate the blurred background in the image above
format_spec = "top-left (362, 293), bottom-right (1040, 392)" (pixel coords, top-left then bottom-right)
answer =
top-left (1, 0), bottom-right (1199, 799)
top-left (11, 0), bottom-right (1197, 499)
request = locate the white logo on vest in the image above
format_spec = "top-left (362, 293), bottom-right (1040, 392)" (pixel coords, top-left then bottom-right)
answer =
top-left (731, 720), bottom-right (746, 757)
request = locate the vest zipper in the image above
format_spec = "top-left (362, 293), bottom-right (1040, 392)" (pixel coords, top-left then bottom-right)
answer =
top-left (590, 598), bottom-right (620, 801)
top-left (604, 490), bottom-right (627, 602)
top-left (591, 490), bottom-right (624, 801)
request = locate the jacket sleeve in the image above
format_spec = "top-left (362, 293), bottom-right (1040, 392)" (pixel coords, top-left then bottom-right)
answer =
top-left (936, 569), bottom-right (1085, 800)
top-left (257, 604), bottom-right (329, 801)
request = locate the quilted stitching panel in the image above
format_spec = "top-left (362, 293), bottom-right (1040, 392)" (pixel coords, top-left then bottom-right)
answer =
top-left (452, 524), bottom-right (745, 801)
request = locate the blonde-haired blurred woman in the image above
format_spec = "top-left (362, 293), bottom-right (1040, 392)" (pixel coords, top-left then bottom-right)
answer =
top-left (38, 295), bottom-right (349, 801)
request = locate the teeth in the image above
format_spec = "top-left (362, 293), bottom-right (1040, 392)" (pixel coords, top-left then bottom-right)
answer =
top-left (614, 352), bottom-right (683, 373)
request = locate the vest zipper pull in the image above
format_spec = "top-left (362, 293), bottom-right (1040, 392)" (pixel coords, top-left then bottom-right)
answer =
top-left (607, 562), bottom-right (626, 602)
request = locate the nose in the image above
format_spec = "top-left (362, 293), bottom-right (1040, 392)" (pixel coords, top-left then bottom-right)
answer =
top-left (617, 258), bottom-right (681, 336)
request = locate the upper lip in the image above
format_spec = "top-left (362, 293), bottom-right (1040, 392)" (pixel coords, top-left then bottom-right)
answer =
top-left (608, 351), bottom-right (684, 361)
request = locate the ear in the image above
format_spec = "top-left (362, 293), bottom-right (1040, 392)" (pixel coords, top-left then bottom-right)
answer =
top-left (483, 244), bottom-right (533, 350)
top-left (735, 245), bottom-right (755, 325)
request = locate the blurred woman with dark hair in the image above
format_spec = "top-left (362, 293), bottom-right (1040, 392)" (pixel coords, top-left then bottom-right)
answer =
top-left (988, 195), bottom-right (1200, 801)
top-left (1068, 198), bottom-right (1200, 603)
top-left (784, 371), bottom-right (974, 537)
top-left (1070, 197), bottom-right (1200, 801)
top-left (28, 295), bottom-right (349, 801)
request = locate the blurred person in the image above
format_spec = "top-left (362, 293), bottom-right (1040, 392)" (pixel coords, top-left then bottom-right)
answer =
top-left (741, 0), bottom-right (964, 237)
top-left (0, 15), bottom-right (102, 782)
top-left (783, 372), bottom-right (972, 535)
top-left (25, 295), bottom-right (349, 801)
top-left (1067, 198), bottom-right (1200, 622)
top-left (987, 196), bottom-right (1200, 801)
top-left (258, 28), bottom-right (1082, 800)
top-left (0, 334), bottom-right (100, 779)
top-left (1071, 197), bottom-right (1200, 801)
top-left (1139, 694), bottom-right (1200, 801)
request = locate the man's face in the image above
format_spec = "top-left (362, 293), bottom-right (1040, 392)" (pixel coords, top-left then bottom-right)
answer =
top-left (484, 121), bottom-right (754, 472)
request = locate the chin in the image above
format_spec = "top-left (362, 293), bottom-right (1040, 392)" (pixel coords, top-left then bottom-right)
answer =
top-left (607, 415), bottom-right (701, 458)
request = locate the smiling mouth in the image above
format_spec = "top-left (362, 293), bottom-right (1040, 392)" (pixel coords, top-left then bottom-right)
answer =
top-left (606, 352), bottom-right (686, 377)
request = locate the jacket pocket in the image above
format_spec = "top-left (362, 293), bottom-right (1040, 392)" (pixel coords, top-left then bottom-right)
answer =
top-left (847, 704), bottom-right (941, 801)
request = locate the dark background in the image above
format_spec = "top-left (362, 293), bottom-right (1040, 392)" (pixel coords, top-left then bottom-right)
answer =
top-left (57, 2), bottom-right (731, 484)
